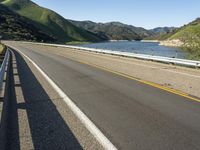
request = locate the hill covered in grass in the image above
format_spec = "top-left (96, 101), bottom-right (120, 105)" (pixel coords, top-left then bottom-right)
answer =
top-left (168, 18), bottom-right (200, 41)
top-left (0, 4), bottom-right (55, 42)
top-left (173, 18), bottom-right (200, 60)
top-left (69, 20), bottom-right (155, 40)
top-left (1, 0), bottom-right (105, 43)
top-left (152, 18), bottom-right (200, 41)
top-left (157, 18), bottom-right (200, 60)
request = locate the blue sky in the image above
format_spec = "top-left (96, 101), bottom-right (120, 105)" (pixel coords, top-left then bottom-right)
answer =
top-left (32, 0), bottom-right (200, 29)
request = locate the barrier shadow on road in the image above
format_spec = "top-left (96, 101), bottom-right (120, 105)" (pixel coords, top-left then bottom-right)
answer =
top-left (5, 52), bottom-right (20, 150)
top-left (7, 49), bottom-right (83, 150)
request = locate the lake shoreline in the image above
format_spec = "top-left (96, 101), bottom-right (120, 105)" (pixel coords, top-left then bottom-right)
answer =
top-left (159, 39), bottom-right (184, 47)
top-left (141, 40), bottom-right (159, 43)
top-left (82, 40), bottom-right (186, 59)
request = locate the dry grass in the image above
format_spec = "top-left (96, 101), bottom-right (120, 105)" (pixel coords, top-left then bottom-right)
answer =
top-left (0, 44), bottom-right (6, 54)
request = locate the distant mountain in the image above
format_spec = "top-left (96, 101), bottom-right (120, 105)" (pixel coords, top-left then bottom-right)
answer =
top-left (0, 4), bottom-right (55, 42)
top-left (150, 27), bottom-right (176, 35)
top-left (145, 27), bottom-right (177, 40)
top-left (69, 20), bottom-right (155, 40)
top-left (1, 0), bottom-right (105, 43)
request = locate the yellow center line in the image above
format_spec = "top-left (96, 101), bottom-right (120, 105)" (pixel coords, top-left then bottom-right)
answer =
top-left (56, 53), bottom-right (200, 103)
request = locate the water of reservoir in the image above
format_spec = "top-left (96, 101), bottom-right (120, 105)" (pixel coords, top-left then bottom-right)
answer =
top-left (81, 41), bottom-right (188, 59)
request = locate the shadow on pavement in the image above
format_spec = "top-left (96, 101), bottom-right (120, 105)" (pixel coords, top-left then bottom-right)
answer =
top-left (6, 49), bottom-right (83, 150)
top-left (6, 53), bottom-right (20, 150)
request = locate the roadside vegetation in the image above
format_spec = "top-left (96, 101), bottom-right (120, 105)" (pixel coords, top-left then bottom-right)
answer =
top-left (66, 41), bottom-right (91, 45)
top-left (180, 33), bottom-right (200, 60)
top-left (0, 43), bottom-right (6, 54)
top-left (0, 43), bottom-right (6, 64)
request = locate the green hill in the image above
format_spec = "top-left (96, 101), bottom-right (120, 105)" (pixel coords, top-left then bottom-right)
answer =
top-left (169, 18), bottom-right (200, 41)
top-left (1, 0), bottom-right (105, 43)
top-left (152, 18), bottom-right (200, 41)
top-left (69, 20), bottom-right (155, 40)
top-left (157, 18), bottom-right (200, 60)
top-left (0, 4), bottom-right (55, 42)
top-left (174, 18), bottom-right (200, 60)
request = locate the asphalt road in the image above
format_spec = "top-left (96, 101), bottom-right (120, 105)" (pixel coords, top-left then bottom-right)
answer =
top-left (8, 43), bottom-right (200, 150)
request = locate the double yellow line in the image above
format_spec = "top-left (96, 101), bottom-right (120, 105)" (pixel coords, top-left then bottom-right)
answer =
top-left (64, 55), bottom-right (200, 103)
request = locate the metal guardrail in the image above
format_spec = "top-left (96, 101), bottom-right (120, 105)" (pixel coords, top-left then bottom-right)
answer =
top-left (22, 42), bottom-right (200, 68)
top-left (0, 49), bottom-right (10, 88)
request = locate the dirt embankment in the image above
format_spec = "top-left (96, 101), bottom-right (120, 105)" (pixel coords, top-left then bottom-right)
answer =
top-left (159, 39), bottom-right (184, 47)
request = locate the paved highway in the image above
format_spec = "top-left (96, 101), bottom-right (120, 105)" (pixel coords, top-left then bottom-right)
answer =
top-left (7, 43), bottom-right (200, 150)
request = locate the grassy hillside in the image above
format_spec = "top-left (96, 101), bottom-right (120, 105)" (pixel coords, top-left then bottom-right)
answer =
top-left (1, 0), bottom-right (105, 43)
top-left (0, 43), bottom-right (6, 54)
top-left (169, 18), bottom-right (200, 40)
top-left (0, 4), bottom-right (55, 42)
top-left (174, 18), bottom-right (200, 60)
top-left (69, 20), bottom-right (155, 40)
top-left (156, 18), bottom-right (200, 60)
top-left (152, 18), bottom-right (200, 41)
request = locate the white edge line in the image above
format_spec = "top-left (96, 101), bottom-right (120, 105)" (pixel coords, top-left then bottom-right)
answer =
top-left (9, 45), bottom-right (118, 150)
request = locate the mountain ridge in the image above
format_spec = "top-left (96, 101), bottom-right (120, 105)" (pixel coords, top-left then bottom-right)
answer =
top-left (69, 20), bottom-right (155, 40)
top-left (150, 27), bottom-right (176, 35)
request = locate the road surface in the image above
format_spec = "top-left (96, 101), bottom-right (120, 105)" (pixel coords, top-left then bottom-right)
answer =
top-left (6, 42), bottom-right (200, 150)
